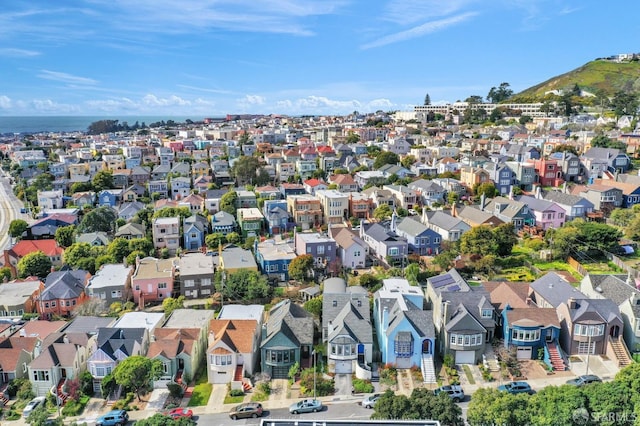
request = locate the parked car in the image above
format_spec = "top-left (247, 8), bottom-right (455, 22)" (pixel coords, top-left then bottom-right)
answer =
top-left (167, 407), bottom-right (193, 419)
top-left (498, 381), bottom-right (534, 395)
top-left (566, 374), bottom-right (602, 386)
top-left (23, 396), bottom-right (45, 418)
top-left (289, 399), bottom-right (323, 414)
top-left (96, 409), bottom-right (129, 426)
top-left (434, 385), bottom-right (465, 402)
top-left (361, 393), bottom-right (382, 409)
top-left (229, 403), bottom-right (263, 420)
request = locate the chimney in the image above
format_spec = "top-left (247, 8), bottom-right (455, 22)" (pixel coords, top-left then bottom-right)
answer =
top-left (535, 186), bottom-right (542, 200)
top-left (480, 193), bottom-right (486, 211)
top-left (627, 269), bottom-right (634, 287)
top-left (630, 292), bottom-right (639, 306)
top-left (451, 202), bottom-right (457, 217)
top-left (568, 297), bottom-right (577, 309)
top-left (442, 301), bottom-right (450, 326)
top-left (562, 182), bottom-right (568, 194)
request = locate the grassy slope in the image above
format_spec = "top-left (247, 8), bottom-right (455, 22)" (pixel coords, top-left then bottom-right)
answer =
top-left (510, 60), bottom-right (640, 101)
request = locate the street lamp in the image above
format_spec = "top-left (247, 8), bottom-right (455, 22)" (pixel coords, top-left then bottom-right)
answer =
top-left (585, 326), bottom-right (593, 375)
top-left (312, 349), bottom-right (317, 400)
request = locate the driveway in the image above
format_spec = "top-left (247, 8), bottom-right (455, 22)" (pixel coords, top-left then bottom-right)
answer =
top-left (334, 373), bottom-right (352, 396)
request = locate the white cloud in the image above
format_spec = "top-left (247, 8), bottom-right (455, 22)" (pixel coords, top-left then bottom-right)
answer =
top-left (30, 99), bottom-right (78, 114)
top-left (296, 95), bottom-right (362, 110)
top-left (0, 48), bottom-right (40, 57)
top-left (38, 70), bottom-right (97, 85)
top-left (384, 0), bottom-right (474, 24)
top-left (367, 98), bottom-right (394, 108)
top-left (0, 95), bottom-right (11, 109)
top-left (362, 12), bottom-right (477, 49)
top-left (142, 94), bottom-right (191, 107)
top-left (244, 95), bottom-right (266, 105)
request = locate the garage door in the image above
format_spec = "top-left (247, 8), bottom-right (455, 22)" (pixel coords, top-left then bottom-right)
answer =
top-left (517, 346), bottom-right (532, 360)
top-left (455, 351), bottom-right (475, 365)
top-left (335, 360), bottom-right (352, 374)
top-left (271, 366), bottom-right (289, 379)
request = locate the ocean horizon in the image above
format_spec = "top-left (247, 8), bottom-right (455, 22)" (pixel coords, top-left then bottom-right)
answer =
top-left (0, 115), bottom-right (211, 135)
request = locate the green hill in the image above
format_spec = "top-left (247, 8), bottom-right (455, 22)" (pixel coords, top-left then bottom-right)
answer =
top-left (510, 60), bottom-right (640, 102)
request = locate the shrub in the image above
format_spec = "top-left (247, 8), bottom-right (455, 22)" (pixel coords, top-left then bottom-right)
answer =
top-left (167, 383), bottom-right (184, 398)
top-left (352, 378), bottom-right (374, 394)
top-left (16, 378), bottom-right (35, 401)
top-left (229, 389), bottom-right (244, 397)
top-left (257, 382), bottom-right (271, 396)
top-left (80, 371), bottom-right (94, 396)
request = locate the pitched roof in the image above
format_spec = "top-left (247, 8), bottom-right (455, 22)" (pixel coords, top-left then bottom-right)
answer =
top-left (262, 299), bottom-right (313, 348)
top-left (484, 281), bottom-right (531, 310)
top-left (9, 239), bottom-right (63, 258)
top-left (41, 270), bottom-right (90, 301)
top-left (505, 308), bottom-right (560, 328)
top-left (208, 319), bottom-right (257, 353)
top-left (530, 272), bottom-right (586, 308)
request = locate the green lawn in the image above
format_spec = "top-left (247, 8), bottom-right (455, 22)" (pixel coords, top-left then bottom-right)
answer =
top-left (499, 267), bottom-right (537, 282)
top-left (187, 368), bottom-right (213, 407)
top-left (223, 395), bottom-right (244, 404)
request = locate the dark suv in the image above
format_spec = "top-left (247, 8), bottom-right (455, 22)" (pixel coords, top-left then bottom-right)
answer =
top-left (96, 409), bottom-right (129, 426)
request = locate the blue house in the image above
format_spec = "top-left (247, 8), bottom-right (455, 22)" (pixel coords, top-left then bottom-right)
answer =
top-left (183, 214), bottom-right (208, 251)
top-left (98, 189), bottom-right (122, 207)
top-left (394, 217), bottom-right (441, 256)
top-left (125, 157), bottom-right (141, 169)
top-left (263, 200), bottom-right (291, 235)
top-left (210, 211), bottom-right (236, 235)
top-left (373, 278), bottom-right (436, 383)
top-left (483, 162), bottom-right (513, 196)
top-left (502, 306), bottom-right (564, 370)
top-left (254, 238), bottom-right (296, 282)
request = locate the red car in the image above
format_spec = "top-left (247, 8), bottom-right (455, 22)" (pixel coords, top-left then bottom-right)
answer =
top-left (167, 408), bottom-right (193, 419)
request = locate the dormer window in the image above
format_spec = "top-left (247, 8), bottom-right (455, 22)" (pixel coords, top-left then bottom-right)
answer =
top-left (481, 309), bottom-right (493, 318)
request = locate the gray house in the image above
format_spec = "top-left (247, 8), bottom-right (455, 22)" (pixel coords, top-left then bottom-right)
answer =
top-left (543, 190), bottom-right (594, 220)
top-left (86, 264), bottom-right (133, 306)
top-left (260, 300), bottom-right (314, 379)
top-left (321, 278), bottom-right (373, 377)
top-left (177, 252), bottom-right (215, 299)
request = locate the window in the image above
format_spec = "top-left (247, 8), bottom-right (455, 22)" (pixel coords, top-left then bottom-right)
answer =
top-left (111, 290), bottom-right (122, 298)
top-left (450, 333), bottom-right (484, 347)
top-left (269, 265), bottom-right (277, 272)
top-left (481, 309), bottom-right (493, 318)
top-left (33, 370), bottom-right (50, 381)
top-left (51, 301), bottom-right (56, 307)
top-left (158, 283), bottom-right (167, 289)
top-left (184, 280), bottom-right (195, 288)
top-left (573, 324), bottom-right (605, 336)
top-left (135, 285), bottom-right (140, 291)
top-left (512, 329), bottom-right (541, 342)
top-left (388, 247), bottom-right (399, 256)
top-left (201, 278), bottom-right (211, 286)
top-left (283, 264), bottom-right (288, 271)
top-left (212, 354), bottom-right (232, 365)
top-left (317, 245), bottom-right (325, 255)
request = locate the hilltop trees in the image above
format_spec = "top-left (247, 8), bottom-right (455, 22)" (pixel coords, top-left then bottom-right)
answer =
top-left (487, 82), bottom-right (513, 103)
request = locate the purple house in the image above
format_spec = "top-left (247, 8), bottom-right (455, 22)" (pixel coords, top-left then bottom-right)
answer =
top-left (294, 232), bottom-right (338, 276)
top-left (517, 195), bottom-right (566, 230)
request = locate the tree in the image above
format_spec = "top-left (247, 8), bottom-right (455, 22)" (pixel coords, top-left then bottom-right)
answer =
top-left (346, 131), bottom-right (360, 144)
top-left (112, 355), bottom-right (163, 401)
top-left (92, 170), bottom-right (114, 192)
top-left (78, 206), bottom-right (117, 233)
top-left (424, 93), bottom-right (431, 106)
top-left (289, 254), bottom-right (314, 281)
top-left (610, 208), bottom-right (636, 227)
top-left (63, 242), bottom-right (95, 269)
top-left (226, 232), bottom-right (240, 244)
top-left (373, 204), bottom-right (393, 221)
top-left (220, 191), bottom-right (238, 217)
top-left (26, 404), bottom-right (52, 426)
top-left (303, 296), bottom-right (322, 317)
top-left (519, 115), bottom-right (532, 125)
top-left (232, 156), bottom-right (263, 185)
top-left (447, 192), bottom-right (459, 205)
top-left (467, 388), bottom-right (529, 426)
top-left (107, 238), bottom-right (132, 262)
top-left (401, 155), bottom-right (416, 169)
top-left (54, 225), bottom-right (76, 248)
top-left (492, 223), bottom-right (517, 257)
top-left (152, 207), bottom-right (192, 220)
top-left (162, 296), bottom-right (185, 317)
top-left (128, 238), bottom-right (154, 256)
top-left (373, 151), bottom-right (399, 169)
top-left (219, 269), bottom-right (270, 301)
top-left (359, 273), bottom-right (381, 290)
top-left (611, 90), bottom-right (639, 117)
top-left (134, 413), bottom-right (195, 426)
top-left (405, 263), bottom-right (420, 286)
top-left (465, 95), bottom-right (483, 104)
top-left (459, 226), bottom-right (497, 257)
top-left (487, 82), bottom-right (513, 103)
top-left (8, 219), bottom-right (28, 239)
top-left (473, 182), bottom-right (497, 198)
top-left (205, 233), bottom-right (225, 249)
top-left (17, 251), bottom-right (52, 279)
top-left (0, 267), bottom-right (12, 282)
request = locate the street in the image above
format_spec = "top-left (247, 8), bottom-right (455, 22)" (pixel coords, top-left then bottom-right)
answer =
top-left (194, 402), bottom-right (371, 425)
top-left (0, 172), bottom-right (28, 253)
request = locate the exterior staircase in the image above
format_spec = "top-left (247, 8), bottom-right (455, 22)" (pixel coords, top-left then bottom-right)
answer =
top-left (546, 342), bottom-right (566, 371)
top-left (421, 354), bottom-right (436, 384)
top-left (56, 379), bottom-right (68, 405)
top-left (609, 337), bottom-right (632, 367)
top-left (174, 370), bottom-right (188, 392)
top-left (234, 365), bottom-right (243, 382)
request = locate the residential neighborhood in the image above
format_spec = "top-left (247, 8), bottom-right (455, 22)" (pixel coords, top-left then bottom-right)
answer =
top-left (2, 101), bottom-right (640, 425)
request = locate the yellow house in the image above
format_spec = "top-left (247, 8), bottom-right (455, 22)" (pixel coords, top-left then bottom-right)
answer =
top-left (219, 245), bottom-right (258, 274)
top-left (459, 166), bottom-right (490, 189)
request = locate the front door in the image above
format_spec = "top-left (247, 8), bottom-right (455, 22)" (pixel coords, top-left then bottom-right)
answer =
top-left (610, 325), bottom-right (620, 338)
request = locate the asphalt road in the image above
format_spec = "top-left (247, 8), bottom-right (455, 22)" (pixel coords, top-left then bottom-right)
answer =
top-left (195, 401), bottom-right (372, 425)
top-left (0, 173), bottom-right (25, 252)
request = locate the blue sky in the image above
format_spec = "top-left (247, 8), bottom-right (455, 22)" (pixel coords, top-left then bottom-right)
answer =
top-left (0, 0), bottom-right (638, 117)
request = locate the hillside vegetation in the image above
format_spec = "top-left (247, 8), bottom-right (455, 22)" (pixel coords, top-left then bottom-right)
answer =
top-left (510, 60), bottom-right (640, 102)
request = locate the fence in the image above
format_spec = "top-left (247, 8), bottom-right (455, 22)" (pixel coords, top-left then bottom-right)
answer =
top-left (567, 256), bottom-right (588, 277)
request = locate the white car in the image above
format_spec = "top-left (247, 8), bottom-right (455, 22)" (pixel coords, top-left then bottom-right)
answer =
top-left (23, 396), bottom-right (45, 418)
top-left (362, 393), bottom-right (382, 408)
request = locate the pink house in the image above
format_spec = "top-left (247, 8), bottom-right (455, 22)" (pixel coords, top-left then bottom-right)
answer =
top-left (131, 257), bottom-right (176, 308)
top-left (518, 195), bottom-right (566, 230)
